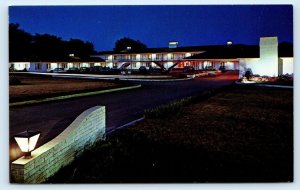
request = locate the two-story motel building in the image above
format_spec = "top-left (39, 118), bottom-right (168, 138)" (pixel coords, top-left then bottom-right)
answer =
top-left (94, 41), bottom-right (240, 71)
top-left (10, 37), bottom-right (293, 77)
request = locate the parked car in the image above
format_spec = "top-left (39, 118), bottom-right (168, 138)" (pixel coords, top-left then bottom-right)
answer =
top-left (67, 67), bottom-right (79, 73)
top-left (205, 66), bottom-right (216, 71)
top-left (101, 67), bottom-right (111, 74)
top-left (149, 67), bottom-right (164, 74)
top-left (79, 67), bottom-right (90, 73)
top-left (183, 66), bottom-right (195, 73)
top-left (110, 68), bottom-right (120, 74)
top-left (52, 68), bottom-right (66, 73)
top-left (139, 66), bottom-right (148, 74)
top-left (90, 66), bottom-right (103, 73)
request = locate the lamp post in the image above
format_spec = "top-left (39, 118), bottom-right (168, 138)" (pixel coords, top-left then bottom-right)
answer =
top-left (14, 129), bottom-right (40, 158)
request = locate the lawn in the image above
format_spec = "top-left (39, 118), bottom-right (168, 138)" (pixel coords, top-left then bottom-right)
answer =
top-left (9, 73), bottom-right (126, 102)
top-left (47, 85), bottom-right (293, 183)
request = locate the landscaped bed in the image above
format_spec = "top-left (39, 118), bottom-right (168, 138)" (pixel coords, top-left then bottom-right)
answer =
top-left (47, 85), bottom-right (293, 183)
top-left (239, 72), bottom-right (293, 86)
top-left (9, 73), bottom-right (129, 103)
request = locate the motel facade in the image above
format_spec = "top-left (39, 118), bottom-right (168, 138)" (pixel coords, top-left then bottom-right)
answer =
top-left (9, 56), bottom-right (105, 73)
top-left (9, 37), bottom-right (293, 77)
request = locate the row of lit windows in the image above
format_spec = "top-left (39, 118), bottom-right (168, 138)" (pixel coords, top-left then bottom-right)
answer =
top-left (33, 60), bottom-right (231, 70)
top-left (109, 53), bottom-right (192, 61)
top-left (42, 63), bottom-right (95, 70)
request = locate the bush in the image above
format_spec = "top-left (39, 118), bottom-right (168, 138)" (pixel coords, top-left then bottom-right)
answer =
top-left (244, 70), bottom-right (252, 80)
top-left (277, 74), bottom-right (293, 82)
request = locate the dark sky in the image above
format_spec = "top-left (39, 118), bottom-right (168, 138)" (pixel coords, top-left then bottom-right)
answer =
top-left (9, 5), bottom-right (293, 51)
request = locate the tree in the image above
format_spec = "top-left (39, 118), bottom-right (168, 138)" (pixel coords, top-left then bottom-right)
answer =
top-left (66, 39), bottom-right (96, 58)
top-left (9, 23), bottom-right (33, 61)
top-left (114, 37), bottom-right (147, 52)
top-left (31, 33), bottom-right (65, 60)
top-left (9, 23), bottom-right (96, 61)
top-left (279, 42), bottom-right (293, 57)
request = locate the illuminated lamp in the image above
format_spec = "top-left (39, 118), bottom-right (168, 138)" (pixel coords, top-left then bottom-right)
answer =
top-left (227, 41), bottom-right (233, 46)
top-left (14, 129), bottom-right (40, 158)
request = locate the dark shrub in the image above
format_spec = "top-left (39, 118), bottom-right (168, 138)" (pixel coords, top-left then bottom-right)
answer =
top-left (219, 65), bottom-right (226, 72)
top-left (244, 70), bottom-right (252, 80)
top-left (277, 74), bottom-right (293, 82)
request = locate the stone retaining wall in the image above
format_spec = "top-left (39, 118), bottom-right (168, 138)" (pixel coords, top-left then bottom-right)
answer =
top-left (11, 106), bottom-right (106, 183)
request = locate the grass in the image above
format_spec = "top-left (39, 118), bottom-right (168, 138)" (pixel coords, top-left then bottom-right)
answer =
top-left (144, 96), bottom-right (193, 119)
top-left (9, 73), bottom-right (129, 103)
top-left (47, 85), bottom-right (293, 183)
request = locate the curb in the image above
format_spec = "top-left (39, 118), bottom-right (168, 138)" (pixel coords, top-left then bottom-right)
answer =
top-left (235, 81), bottom-right (293, 89)
top-left (51, 74), bottom-right (191, 82)
top-left (106, 117), bottom-right (145, 136)
top-left (10, 84), bottom-right (142, 107)
top-left (13, 72), bottom-right (191, 82)
top-left (114, 77), bottom-right (192, 82)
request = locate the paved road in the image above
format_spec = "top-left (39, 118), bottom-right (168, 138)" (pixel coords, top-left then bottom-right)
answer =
top-left (9, 72), bottom-right (238, 160)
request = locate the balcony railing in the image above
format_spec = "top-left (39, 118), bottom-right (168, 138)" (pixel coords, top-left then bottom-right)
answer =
top-left (105, 56), bottom-right (186, 62)
top-left (105, 57), bottom-right (184, 62)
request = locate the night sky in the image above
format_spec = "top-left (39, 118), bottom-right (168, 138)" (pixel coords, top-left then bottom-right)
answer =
top-left (9, 5), bottom-right (293, 51)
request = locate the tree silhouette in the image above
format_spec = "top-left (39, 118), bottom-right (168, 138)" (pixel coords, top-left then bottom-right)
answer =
top-left (114, 37), bottom-right (147, 52)
top-left (9, 23), bottom-right (33, 61)
top-left (279, 42), bottom-right (293, 57)
top-left (66, 39), bottom-right (96, 58)
top-left (31, 33), bottom-right (66, 61)
top-left (9, 23), bottom-right (96, 61)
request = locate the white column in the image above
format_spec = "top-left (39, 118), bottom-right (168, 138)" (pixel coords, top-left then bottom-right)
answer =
top-left (259, 37), bottom-right (279, 76)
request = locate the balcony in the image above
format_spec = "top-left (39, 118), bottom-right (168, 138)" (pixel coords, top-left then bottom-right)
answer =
top-left (104, 55), bottom-right (187, 62)
top-left (114, 58), bottom-right (133, 62)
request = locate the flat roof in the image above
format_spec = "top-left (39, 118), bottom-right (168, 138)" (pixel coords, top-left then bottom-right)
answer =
top-left (96, 45), bottom-right (230, 55)
top-left (184, 45), bottom-right (260, 60)
top-left (10, 56), bottom-right (105, 63)
top-left (96, 42), bottom-right (293, 59)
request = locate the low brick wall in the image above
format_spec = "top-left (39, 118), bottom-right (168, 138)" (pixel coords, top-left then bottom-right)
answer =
top-left (11, 106), bottom-right (106, 183)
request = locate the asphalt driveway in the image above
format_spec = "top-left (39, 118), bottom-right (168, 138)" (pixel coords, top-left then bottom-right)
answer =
top-left (9, 71), bottom-right (238, 161)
